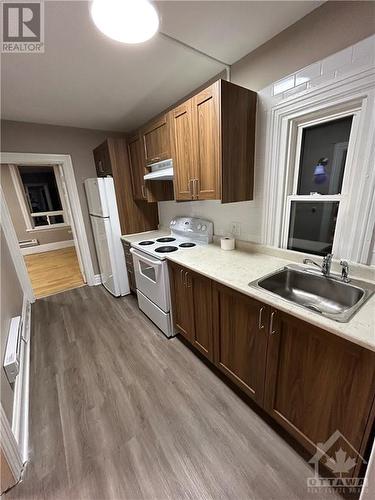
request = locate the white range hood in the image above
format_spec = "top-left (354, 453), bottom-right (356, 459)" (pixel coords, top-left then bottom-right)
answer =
top-left (144, 159), bottom-right (173, 181)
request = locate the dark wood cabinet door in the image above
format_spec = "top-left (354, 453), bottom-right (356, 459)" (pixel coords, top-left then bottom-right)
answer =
top-left (169, 262), bottom-right (194, 342)
top-left (170, 101), bottom-right (194, 201)
top-left (128, 134), bottom-right (147, 201)
top-left (142, 114), bottom-right (170, 165)
top-left (213, 284), bottom-right (269, 404)
top-left (264, 310), bottom-right (375, 476)
top-left (189, 270), bottom-right (213, 360)
top-left (192, 82), bottom-right (220, 200)
top-left (93, 141), bottom-right (112, 177)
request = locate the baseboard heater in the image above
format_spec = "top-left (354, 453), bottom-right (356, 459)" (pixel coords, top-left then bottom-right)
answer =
top-left (19, 239), bottom-right (38, 248)
top-left (4, 316), bottom-right (22, 384)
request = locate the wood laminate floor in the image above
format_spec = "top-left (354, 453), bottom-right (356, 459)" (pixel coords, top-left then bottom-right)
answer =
top-left (24, 247), bottom-right (84, 298)
top-left (7, 286), bottom-right (342, 500)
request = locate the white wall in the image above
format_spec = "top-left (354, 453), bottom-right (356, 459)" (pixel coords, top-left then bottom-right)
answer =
top-left (158, 35), bottom-right (375, 265)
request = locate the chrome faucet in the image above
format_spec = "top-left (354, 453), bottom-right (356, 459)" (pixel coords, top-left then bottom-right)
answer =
top-left (303, 253), bottom-right (333, 277)
top-left (340, 259), bottom-right (350, 283)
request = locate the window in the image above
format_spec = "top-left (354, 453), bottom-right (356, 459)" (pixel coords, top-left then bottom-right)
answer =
top-left (11, 165), bottom-right (69, 230)
top-left (284, 115), bottom-right (353, 256)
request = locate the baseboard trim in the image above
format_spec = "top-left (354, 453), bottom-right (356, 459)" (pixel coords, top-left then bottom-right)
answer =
top-left (11, 297), bottom-right (31, 464)
top-left (21, 239), bottom-right (74, 255)
top-left (92, 274), bottom-right (102, 286)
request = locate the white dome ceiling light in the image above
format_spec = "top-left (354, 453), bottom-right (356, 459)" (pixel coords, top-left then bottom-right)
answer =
top-left (90, 0), bottom-right (160, 44)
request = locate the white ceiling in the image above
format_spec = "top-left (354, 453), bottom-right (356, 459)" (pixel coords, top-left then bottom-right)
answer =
top-left (2, 1), bottom-right (323, 132)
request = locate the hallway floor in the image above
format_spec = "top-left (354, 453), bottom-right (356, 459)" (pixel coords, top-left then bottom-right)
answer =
top-left (7, 286), bottom-right (341, 500)
top-left (24, 246), bottom-right (84, 298)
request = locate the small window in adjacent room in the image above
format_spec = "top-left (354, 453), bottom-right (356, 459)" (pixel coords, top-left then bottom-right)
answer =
top-left (16, 165), bottom-right (68, 228)
top-left (284, 115), bottom-right (353, 256)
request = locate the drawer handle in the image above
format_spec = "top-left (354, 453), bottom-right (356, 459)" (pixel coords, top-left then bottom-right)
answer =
top-left (258, 306), bottom-right (265, 330)
top-left (270, 311), bottom-right (278, 335)
top-left (194, 178), bottom-right (199, 199)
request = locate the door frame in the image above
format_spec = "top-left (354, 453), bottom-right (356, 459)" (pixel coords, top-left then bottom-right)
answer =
top-left (1, 152), bottom-right (96, 287)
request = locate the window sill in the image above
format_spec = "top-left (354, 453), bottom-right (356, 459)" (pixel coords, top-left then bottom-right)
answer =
top-left (25, 224), bottom-right (71, 232)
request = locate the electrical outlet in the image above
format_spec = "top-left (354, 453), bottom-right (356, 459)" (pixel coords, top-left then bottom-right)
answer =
top-left (229, 222), bottom-right (241, 237)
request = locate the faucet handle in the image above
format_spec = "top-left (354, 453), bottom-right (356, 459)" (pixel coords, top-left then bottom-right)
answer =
top-left (340, 259), bottom-right (350, 282)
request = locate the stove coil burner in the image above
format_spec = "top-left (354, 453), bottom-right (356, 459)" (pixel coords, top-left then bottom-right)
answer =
top-left (138, 240), bottom-right (155, 246)
top-left (155, 246), bottom-right (178, 253)
top-left (179, 242), bottom-right (196, 248)
top-left (156, 237), bottom-right (176, 243)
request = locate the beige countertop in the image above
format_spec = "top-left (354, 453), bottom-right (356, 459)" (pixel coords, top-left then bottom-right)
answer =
top-left (121, 231), bottom-right (375, 352)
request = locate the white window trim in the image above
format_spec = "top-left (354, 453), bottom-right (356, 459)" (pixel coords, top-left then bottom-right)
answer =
top-left (280, 108), bottom-right (358, 255)
top-left (9, 164), bottom-right (70, 230)
top-left (262, 67), bottom-right (375, 265)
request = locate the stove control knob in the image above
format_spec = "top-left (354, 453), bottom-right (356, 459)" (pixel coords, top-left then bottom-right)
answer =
top-left (197, 224), bottom-right (201, 230)
top-left (201, 225), bottom-right (207, 231)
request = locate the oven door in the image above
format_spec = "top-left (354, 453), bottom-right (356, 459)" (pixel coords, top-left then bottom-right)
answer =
top-left (130, 248), bottom-right (170, 312)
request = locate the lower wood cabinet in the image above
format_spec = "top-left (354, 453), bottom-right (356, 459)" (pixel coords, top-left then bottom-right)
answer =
top-left (169, 261), bottom-right (213, 360)
top-left (264, 310), bottom-right (375, 477)
top-left (121, 241), bottom-right (136, 294)
top-left (168, 262), bottom-right (375, 477)
top-left (213, 283), bottom-right (268, 404)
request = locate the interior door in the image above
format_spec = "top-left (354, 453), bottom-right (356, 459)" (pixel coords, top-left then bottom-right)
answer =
top-left (213, 283), bottom-right (269, 404)
top-left (170, 101), bottom-right (195, 200)
top-left (90, 215), bottom-right (117, 295)
top-left (192, 82), bottom-right (220, 200)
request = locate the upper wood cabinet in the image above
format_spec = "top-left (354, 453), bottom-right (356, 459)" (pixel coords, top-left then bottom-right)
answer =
top-left (213, 282), bottom-right (269, 404)
top-left (170, 80), bottom-right (257, 203)
top-left (169, 101), bottom-right (195, 201)
top-left (264, 310), bottom-right (375, 478)
top-left (142, 114), bottom-right (171, 165)
top-left (92, 138), bottom-right (159, 234)
top-left (128, 134), bottom-right (147, 201)
top-left (93, 141), bottom-right (112, 177)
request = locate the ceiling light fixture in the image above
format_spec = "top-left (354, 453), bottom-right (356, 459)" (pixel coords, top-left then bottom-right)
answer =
top-left (90, 0), bottom-right (159, 44)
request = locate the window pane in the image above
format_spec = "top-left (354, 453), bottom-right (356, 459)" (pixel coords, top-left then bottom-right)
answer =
top-left (49, 215), bottom-right (64, 224)
top-left (33, 215), bottom-right (48, 227)
top-left (287, 201), bottom-right (339, 256)
top-left (19, 165), bottom-right (63, 212)
top-left (297, 116), bottom-right (353, 195)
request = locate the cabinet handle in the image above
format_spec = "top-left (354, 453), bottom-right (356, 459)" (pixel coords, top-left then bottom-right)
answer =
top-left (270, 311), bottom-right (278, 335)
top-left (258, 306), bottom-right (265, 330)
top-left (189, 179), bottom-right (194, 198)
top-left (141, 185), bottom-right (147, 199)
top-left (185, 271), bottom-right (192, 288)
top-left (98, 160), bottom-right (104, 173)
top-left (180, 269), bottom-right (184, 284)
top-left (194, 178), bottom-right (199, 199)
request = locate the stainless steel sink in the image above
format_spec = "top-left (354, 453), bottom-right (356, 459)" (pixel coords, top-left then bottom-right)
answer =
top-left (249, 265), bottom-right (375, 322)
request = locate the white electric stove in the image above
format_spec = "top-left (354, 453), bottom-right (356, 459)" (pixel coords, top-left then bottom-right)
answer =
top-left (130, 217), bottom-right (213, 337)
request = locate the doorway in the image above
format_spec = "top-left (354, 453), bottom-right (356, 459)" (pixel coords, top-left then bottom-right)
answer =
top-left (1, 152), bottom-right (96, 299)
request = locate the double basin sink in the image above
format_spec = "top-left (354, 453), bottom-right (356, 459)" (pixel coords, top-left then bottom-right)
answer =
top-left (249, 265), bottom-right (375, 323)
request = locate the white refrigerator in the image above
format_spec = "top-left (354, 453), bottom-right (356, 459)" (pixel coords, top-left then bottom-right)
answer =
top-left (84, 177), bottom-right (129, 297)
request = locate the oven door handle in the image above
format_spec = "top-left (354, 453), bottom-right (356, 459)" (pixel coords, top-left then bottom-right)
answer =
top-left (130, 248), bottom-right (164, 267)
